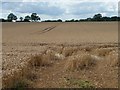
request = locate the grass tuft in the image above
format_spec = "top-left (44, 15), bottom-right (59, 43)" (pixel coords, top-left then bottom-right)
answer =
top-left (28, 54), bottom-right (51, 67)
top-left (62, 47), bottom-right (78, 57)
top-left (65, 54), bottom-right (96, 71)
top-left (93, 48), bottom-right (112, 57)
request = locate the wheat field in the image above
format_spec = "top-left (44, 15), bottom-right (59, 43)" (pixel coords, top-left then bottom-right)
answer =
top-left (2, 22), bottom-right (118, 88)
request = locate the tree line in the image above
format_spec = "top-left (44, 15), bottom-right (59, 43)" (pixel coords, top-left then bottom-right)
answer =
top-left (0, 13), bottom-right (40, 22)
top-left (65, 14), bottom-right (120, 22)
top-left (0, 13), bottom-right (120, 22)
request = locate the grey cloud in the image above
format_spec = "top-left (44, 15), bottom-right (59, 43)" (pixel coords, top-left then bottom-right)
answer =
top-left (68, 2), bottom-right (117, 17)
top-left (2, 2), bottom-right (65, 16)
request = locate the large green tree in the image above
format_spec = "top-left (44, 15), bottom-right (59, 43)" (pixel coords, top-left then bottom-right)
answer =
top-left (31, 13), bottom-right (41, 22)
top-left (7, 13), bottom-right (17, 22)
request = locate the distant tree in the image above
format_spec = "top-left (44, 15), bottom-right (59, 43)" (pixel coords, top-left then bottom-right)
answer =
top-left (36, 16), bottom-right (41, 21)
top-left (57, 19), bottom-right (62, 22)
top-left (0, 19), bottom-right (5, 22)
top-left (101, 17), bottom-right (111, 21)
top-left (20, 17), bottom-right (23, 21)
top-left (74, 20), bottom-right (79, 22)
top-left (86, 18), bottom-right (92, 21)
top-left (93, 14), bottom-right (102, 21)
top-left (42, 19), bottom-right (62, 22)
top-left (65, 19), bottom-right (79, 22)
top-left (71, 19), bottom-right (75, 22)
top-left (7, 13), bottom-right (17, 22)
top-left (24, 15), bottom-right (31, 22)
top-left (31, 13), bottom-right (41, 22)
top-left (118, 17), bottom-right (120, 21)
top-left (110, 16), bottom-right (118, 21)
top-left (65, 20), bottom-right (69, 22)
top-left (31, 13), bottom-right (37, 21)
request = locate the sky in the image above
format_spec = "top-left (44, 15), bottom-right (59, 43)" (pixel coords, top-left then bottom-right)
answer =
top-left (0, 0), bottom-right (119, 21)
